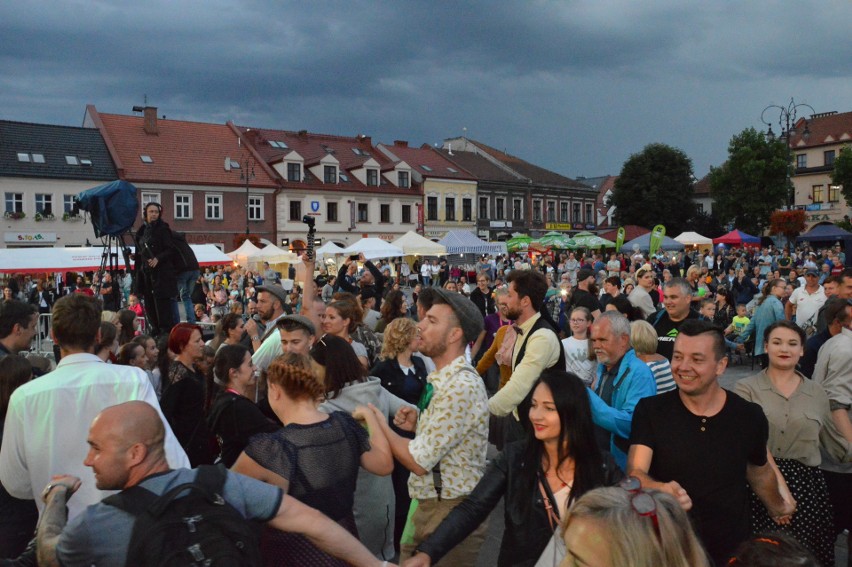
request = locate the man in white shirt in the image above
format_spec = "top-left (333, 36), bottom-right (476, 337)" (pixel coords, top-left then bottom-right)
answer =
top-left (786, 269), bottom-right (826, 329)
top-left (0, 294), bottom-right (189, 520)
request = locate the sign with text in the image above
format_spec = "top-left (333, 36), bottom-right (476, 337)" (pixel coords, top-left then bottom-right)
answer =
top-left (545, 223), bottom-right (572, 231)
top-left (5, 231), bottom-right (57, 243)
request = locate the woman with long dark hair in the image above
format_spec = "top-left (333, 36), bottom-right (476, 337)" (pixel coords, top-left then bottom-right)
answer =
top-left (208, 312), bottom-right (245, 352)
top-left (161, 322), bottom-right (216, 466)
top-left (117, 308), bottom-right (138, 346)
top-left (206, 344), bottom-right (278, 467)
top-left (402, 370), bottom-right (622, 567)
top-left (374, 289), bottom-right (407, 334)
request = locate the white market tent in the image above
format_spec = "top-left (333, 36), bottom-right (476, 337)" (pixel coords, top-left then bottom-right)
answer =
top-left (226, 239), bottom-right (263, 266)
top-left (314, 241), bottom-right (346, 260)
top-left (252, 244), bottom-right (301, 265)
top-left (674, 231), bottom-right (713, 246)
top-left (392, 231), bottom-right (447, 256)
top-left (438, 230), bottom-right (507, 255)
top-left (342, 238), bottom-right (404, 260)
top-left (0, 244), bottom-right (231, 274)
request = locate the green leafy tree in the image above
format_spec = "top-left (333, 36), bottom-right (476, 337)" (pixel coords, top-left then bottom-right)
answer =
top-left (710, 127), bottom-right (789, 236)
top-left (609, 143), bottom-right (697, 235)
top-left (831, 145), bottom-right (852, 206)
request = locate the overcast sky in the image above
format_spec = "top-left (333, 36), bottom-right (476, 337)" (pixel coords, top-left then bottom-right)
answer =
top-left (2, 1), bottom-right (851, 180)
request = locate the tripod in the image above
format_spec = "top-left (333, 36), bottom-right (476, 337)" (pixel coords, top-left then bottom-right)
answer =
top-left (94, 232), bottom-right (133, 313)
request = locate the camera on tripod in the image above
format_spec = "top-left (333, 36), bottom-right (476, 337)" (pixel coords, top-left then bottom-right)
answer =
top-left (302, 215), bottom-right (315, 228)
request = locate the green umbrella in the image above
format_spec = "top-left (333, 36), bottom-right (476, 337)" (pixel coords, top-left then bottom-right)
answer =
top-left (535, 233), bottom-right (577, 249)
top-left (506, 235), bottom-right (533, 252)
top-left (572, 231), bottom-right (615, 249)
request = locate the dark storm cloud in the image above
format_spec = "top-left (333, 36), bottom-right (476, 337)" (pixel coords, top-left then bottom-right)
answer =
top-left (1, 1), bottom-right (851, 178)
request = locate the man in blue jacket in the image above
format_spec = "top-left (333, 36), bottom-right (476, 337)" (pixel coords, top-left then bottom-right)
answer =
top-left (588, 311), bottom-right (657, 470)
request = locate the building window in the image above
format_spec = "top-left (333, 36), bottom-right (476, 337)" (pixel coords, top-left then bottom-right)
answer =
top-left (324, 165), bottom-right (337, 184)
top-left (205, 194), bottom-right (223, 220)
top-left (401, 205), bottom-right (412, 223)
top-left (462, 198), bottom-right (472, 221)
top-left (427, 196), bottom-right (438, 221)
top-left (812, 185), bottom-right (824, 203)
top-left (496, 198), bottom-right (505, 220)
top-left (825, 150), bottom-right (836, 167)
top-left (289, 200), bottom-right (302, 221)
top-left (573, 203), bottom-right (581, 223)
top-left (248, 196), bottom-right (264, 221)
top-left (327, 201), bottom-right (338, 222)
top-left (35, 194), bottom-right (53, 215)
top-left (513, 199), bottom-right (522, 221)
top-left (533, 200), bottom-right (542, 222)
top-left (380, 204), bottom-right (391, 223)
top-left (479, 197), bottom-right (488, 219)
top-left (546, 201), bottom-right (555, 222)
top-left (63, 194), bottom-right (76, 214)
top-left (829, 185), bottom-right (840, 203)
top-left (4, 192), bottom-right (23, 213)
top-left (358, 203), bottom-right (369, 222)
top-left (697, 203), bottom-right (704, 213)
top-left (366, 169), bottom-right (379, 186)
top-left (445, 197), bottom-right (456, 221)
top-left (287, 163), bottom-right (301, 182)
top-left (398, 171), bottom-right (410, 188)
top-left (560, 202), bottom-right (568, 222)
top-left (796, 154), bottom-right (807, 169)
top-left (585, 203), bottom-right (593, 224)
top-left (141, 192), bottom-right (161, 209)
top-left (174, 194), bottom-right (192, 220)
top-left (17, 152), bottom-right (45, 163)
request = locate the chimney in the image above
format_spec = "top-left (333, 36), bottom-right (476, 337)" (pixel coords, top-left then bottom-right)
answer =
top-left (393, 140), bottom-right (408, 148)
top-left (143, 107), bottom-right (158, 135)
top-left (298, 129), bottom-right (308, 139)
top-left (358, 135), bottom-right (372, 147)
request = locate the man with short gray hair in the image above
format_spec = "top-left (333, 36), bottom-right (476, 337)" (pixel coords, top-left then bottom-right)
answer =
top-left (648, 278), bottom-right (699, 361)
top-left (588, 311), bottom-right (656, 470)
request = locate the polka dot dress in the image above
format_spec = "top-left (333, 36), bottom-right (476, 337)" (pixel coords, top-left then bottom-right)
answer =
top-left (748, 458), bottom-right (835, 567)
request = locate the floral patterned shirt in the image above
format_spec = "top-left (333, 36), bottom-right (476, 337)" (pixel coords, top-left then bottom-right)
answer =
top-left (408, 356), bottom-right (489, 500)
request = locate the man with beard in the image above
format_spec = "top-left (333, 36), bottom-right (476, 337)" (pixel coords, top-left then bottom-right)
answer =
top-left (570, 268), bottom-right (602, 319)
top-left (243, 284), bottom-right (287, 353)
top-left (488, 269), bottom-right (564, 442)
top-left (367, 288), bottom-right (489, 564)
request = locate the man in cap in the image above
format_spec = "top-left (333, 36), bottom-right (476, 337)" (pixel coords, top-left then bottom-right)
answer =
top-left (368, 288), bottom-right (489, 564)
top-left (244, 283), bottom-right (288, 352)
top-left (570, 267), bottom-right (602, 319)
top-left (785, 268), bottom-right (826, 328)
top-left (252, 314), bottom-right (316, 372)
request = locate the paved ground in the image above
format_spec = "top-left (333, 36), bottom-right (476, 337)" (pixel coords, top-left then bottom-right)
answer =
top-left (474, 359), bottom-right (849, 567)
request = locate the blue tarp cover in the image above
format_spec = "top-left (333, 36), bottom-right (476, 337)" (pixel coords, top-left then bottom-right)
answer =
top-left (77, 180), bottom-right (139, 237)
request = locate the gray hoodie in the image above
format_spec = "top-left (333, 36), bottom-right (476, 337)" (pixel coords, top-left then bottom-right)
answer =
top-left (319, 376), bottom-right (415, 561)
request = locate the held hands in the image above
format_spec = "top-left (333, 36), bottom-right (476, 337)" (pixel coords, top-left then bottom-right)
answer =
top-left (661, 480), bottom-right (692, 511)
top-left (770, 496), bottom-right (797, 526)
top-left (393, 406), bottom-right (418, 432)
top-left (41, 475), bottom-right (81, 503)
top-left (402, 553), bottom-right (431, 567)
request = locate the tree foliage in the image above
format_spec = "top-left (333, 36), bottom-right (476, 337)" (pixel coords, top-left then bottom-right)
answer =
top-left (709, 127), bottom-right (789, 236)
top-left (689, 210), bottom-right (726, 239)
top-left (769, 210), bottom-right (806, 238)
top-left (609, 143), bottom-right (697, 235)
top-left (832, 145), bottom-right (852, 207)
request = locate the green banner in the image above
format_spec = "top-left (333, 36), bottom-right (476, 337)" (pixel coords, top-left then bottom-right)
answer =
top-left (615, 227), bottom-right (625, 253)
top-left (649, 224), bottom-right (666, 257)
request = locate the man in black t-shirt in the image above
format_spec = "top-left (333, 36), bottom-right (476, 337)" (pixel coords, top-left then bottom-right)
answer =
top-left (627, 320), bottom-right (795, 566)
top-left (648, 278), bottom-right (698, 361)
top-left (571, 268), bottom-right (601, 319)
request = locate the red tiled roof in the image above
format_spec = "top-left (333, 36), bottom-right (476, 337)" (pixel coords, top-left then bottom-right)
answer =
top-left (433, 149), bottom-right (521, 184)
top-left (377, 143), bottom-right (476, 181)
top-left (599, 225), bottom-right (649, 241)
top-left (693, 173), bottom-right (712, 196)
top-left (789, 110), bottom-right (852, 148)
top-left (95, 111), bottom-right (277, 188)
top-left (237, 126), bottom-right (420, 195)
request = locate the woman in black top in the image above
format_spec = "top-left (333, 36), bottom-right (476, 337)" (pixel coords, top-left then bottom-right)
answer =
top-left (206, 344), bottom-right (277, 467)
top-left (133, 202), bottom-right (177, 336)
top-left (161, 323), bottom-right (216, 466)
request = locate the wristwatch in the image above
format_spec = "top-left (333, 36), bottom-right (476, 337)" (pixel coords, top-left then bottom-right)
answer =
top-left (41, 482), bottom-right (69, 501)
top-left (251, 336), bottom-right (260, 342)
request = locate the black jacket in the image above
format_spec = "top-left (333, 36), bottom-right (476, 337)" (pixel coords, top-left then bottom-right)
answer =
top-left (416, 441), bottom-right (623, 567)
top-left (133, 219), bottom-right (178, 298)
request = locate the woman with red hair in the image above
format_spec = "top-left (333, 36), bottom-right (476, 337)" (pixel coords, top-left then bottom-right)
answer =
top-left (161, 322), bottom-right (216, 466)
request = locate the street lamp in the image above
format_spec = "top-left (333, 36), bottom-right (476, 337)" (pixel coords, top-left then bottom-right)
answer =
top-left (761, 98), bottom-right (815, 210)
top-left (240, 154), bottom-right (256, 235)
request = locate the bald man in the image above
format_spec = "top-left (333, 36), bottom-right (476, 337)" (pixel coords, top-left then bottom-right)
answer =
top-left (36, 402), bottom-right (392, 567)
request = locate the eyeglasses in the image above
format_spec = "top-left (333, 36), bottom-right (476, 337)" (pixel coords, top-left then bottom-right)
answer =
top-left (618, 476), bottom-right (660, 540)
top-left (569, 319), bottom-right (588, 324)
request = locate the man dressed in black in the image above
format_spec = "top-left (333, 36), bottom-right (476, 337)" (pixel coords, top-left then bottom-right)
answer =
top-left (133, 202), bottom-right (178, 337)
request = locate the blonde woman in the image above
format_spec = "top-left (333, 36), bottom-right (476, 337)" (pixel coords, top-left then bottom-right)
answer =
top-left (630, 320), bottom-right (676, 394)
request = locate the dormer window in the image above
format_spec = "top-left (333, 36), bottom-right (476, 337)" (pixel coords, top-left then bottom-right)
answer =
top-left (18, 152), bottom-right (45, 163)
top-left (287, 163), bottom-right (301, 182)
top-left (366, 169), bottom-right (379, 186)
top-left (398, 171), bottom-right (410, 188)
top-left (324, 165), bottom-right (337, 184)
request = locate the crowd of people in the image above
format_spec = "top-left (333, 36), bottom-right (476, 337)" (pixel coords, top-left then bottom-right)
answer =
top-left (0, 226), bottom-right (851, 566)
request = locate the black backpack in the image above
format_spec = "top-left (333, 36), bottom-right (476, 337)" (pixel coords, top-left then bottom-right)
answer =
top-left (103, 465), bottom-right (262, 567)
top-left (170, 229), bottom-right (200, 273)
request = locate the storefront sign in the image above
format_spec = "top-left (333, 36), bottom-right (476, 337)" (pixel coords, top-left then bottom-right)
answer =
top-left (5, 232), bottom-right (57, 243)
top-left (545, 223), bottom-right (572, 231)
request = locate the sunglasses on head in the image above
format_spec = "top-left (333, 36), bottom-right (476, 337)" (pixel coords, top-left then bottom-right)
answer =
top-left (618, 476), bottom-right (660, 540)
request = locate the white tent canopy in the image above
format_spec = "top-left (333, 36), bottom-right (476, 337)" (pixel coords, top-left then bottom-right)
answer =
top-left (314, 241), bottom-right (346, 260)
top-left (226, 240), bottom-right (263, 266)
top-left (0, 244), bottom-right (231, 274)
top-left (341, 238), bottom-right (404, 260)
top-left (674, 231), bottom-right (713, 246)
top-left (252, 244), bottom-right (301, 265)
top-left (438, 230), bottom-right (507, 255)
top-left (391, 231), bottom-right (447, 256)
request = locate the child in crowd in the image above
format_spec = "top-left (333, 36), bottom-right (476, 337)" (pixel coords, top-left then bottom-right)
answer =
top-left (727, 303), bottom-right (751, 338)
top-left (698, 297), bottom-right (716, 321)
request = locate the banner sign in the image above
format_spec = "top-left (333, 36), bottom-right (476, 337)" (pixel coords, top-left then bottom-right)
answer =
top-left (649, 224), bottom-right (666, 257)
top-left (615, 227), bottom-right (625, 252)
